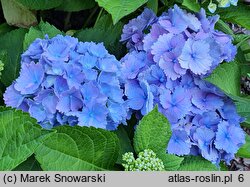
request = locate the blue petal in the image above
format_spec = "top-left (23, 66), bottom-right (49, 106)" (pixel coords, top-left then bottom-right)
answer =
top-left (97, 55), bottom-right (120, 72)
top-left (77, 103), bottom-right (108, 128)
top-left (54, 76), bottom-right (69, 96)
top-left (28, 101), bottom-right (47, 122)
top-left (79, 53), bottom-right (97, 69)
top-left (56, 88), bottom-right (83, 113)
top-left (167, 130), bottom-right (191, 156)
top-left (4, 84), bottom-right (25, 108)
top-left (88, 42), bottom-right (108, 58)
top-left (125, 81), bottom-right (145, 110)
top-left (14, 62), bottom-right (44, 94)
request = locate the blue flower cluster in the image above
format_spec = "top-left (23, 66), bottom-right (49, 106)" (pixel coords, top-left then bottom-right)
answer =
top-left (4, 35), bottom-right (127, 130)
top-left (120, 6), bottom-right (245, 165)
top-left (120, 8), bottom-right (157, 51)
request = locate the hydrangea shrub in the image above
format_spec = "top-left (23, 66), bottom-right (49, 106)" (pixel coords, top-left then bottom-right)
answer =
top-left (0, 0), bottom-right (250, 172)
top-left (1, 3), bottom-right (248, 169)
top-left (4, 35), bottom-right (127, 130)
top-left (120, 5), bottom-right (245, 165)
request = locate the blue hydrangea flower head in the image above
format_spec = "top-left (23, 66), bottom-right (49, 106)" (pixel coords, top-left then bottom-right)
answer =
top-left (4, 35), bottom-right (127, 130)
top-left (120, 5), bottom-right (244, 165)
top-left (120, 48), bottom-right (245, 165)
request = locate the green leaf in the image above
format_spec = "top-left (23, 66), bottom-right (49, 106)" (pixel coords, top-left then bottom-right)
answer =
top-left (147, 0), bottom-right (158, 13)
top-left (240, 41), bottom-right (250, 53)
top-left (134, 107), bottom-right (183, 170)
top-left (0, 28), bottom-right (28, 86)
top-left (56, 0), bottom-right (96, 12)
top-left (16, 0), bottom-right (63, 10)
top-left (114, 125), bottom-right (134, 164)
top-left (216, 3), bottom-right (250, 30)
top-left (134, 107), bottom-right (172, 153)
top-left (0, 23), bottom-right (14, 36)
top-left (23, 21), bottom-right (63, 50)
top-left (235, 34), bottom-right (250, 75)
top-left (234, 34), bottom-right (250, 47)
top-left (1, 0), bottom-right (37, 28)
top-left (215, 19), bottom-right (234, 36)
top-left (0, 50), bottom-right (6, 80)
top-left (13, 155), bottom-right (42, 171)
top-left (182, 0), bottom-right (200, 12)
top-left (124, 115), bottom-right (138, 140)
top-left (205, 61), bottom-right (240, 96)
top-left (220, 162), bottom-right (228, 171)
top-left (205, 62), bottom-right (250, 123)
top-left (245, 53), bottom-right (250, 60)
top-left (35, 126), bottom-right (120, 171)
top-left (156, 152), bottom-right (184, 171)
top-left (237, 134), bottom-right (250, 158)
top-left (0, 108), bottom-right (52, 170)
top-left (95, 0), bottom-right (148, 24)
top-left (231, 95), bottom-right (250, 125)
top-left (178, 156), bottom-right (218, 171)
top-left (74, 14), bottom-right (125, 58)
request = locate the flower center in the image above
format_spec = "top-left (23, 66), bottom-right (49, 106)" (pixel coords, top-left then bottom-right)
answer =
top-left (160, 77), bottom-right (164, 82)
top-left (172, 59), bottom-right (178, 63)
top-left (191, 53), bottom-right (196, 59)
top-left (167, 47), bottom-right (173, 52)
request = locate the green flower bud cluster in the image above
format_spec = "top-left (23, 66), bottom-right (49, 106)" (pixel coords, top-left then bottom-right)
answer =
top-left (122, 149), bottom-right (165, 171)
top-left (207, 0), bottom-right (238, 13)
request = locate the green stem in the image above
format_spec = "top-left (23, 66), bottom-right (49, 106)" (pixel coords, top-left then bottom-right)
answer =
top-left (94, 8), bottom-right (103, 27)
